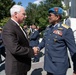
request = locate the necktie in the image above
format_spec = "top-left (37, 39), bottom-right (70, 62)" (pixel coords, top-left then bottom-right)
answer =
top-left (19, 26), bottom-right (28, 38)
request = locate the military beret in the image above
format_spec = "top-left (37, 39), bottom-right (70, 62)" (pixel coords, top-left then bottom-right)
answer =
top-left (48, 7), bottom-right (63, 15)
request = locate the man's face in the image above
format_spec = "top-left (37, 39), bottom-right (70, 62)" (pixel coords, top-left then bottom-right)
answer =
top-left (24, 25), bottom-right (27, 29)
top-left (31, 25), bottom-right (36, 29)
top-left (48, 13), bottom-right (59, 24)
top-left (16, 8), bottom-right (27, 24)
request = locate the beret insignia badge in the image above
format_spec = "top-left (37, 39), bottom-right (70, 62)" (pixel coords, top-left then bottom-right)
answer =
top-left (54, 7), bottom-right (58, 13)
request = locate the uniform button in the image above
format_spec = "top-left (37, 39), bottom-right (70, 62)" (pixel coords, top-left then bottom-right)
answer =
top-left (46, 49), bottom-right (48, 51)
top-left (47, 44), bottom-right (49, 45)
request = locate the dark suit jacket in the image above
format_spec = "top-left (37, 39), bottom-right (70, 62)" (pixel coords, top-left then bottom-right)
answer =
top-left (2, 19), bottom-right (34, 75)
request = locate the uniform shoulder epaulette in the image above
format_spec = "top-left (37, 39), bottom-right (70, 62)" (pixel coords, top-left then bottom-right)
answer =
top-left (62, 24), bottom-right (70, 29)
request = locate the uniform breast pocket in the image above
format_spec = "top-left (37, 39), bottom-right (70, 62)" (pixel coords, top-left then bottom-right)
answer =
top-left (53, 34), bottom-right (63, 43)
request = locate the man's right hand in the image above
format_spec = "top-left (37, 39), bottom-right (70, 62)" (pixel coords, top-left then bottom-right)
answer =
top-left (73, 73), bottom-right (76, 75)
top-left (33, 47), bottom-right (39, 55)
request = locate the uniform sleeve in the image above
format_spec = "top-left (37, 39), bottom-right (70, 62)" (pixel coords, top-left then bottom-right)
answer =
top-left (72, 53), bottom-right (76, 73)
top-left (38, 38), bottom-right (45, 50)
top-left (38, 28), bottom-right (48, 50)
top-left (30, 31), bottom-right (39, 40)
top-left (64, 28), bottom-right (76, 73)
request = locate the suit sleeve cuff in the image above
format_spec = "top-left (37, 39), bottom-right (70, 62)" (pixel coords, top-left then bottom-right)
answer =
top-left (28, 47), bottom-right (34, 58)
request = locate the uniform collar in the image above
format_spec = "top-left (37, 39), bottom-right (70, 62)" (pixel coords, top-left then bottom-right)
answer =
top-left (53, 23), bottom-right (60, 27)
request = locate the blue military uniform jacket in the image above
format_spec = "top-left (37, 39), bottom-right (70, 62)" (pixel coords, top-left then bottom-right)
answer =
top-left (38, 23), bottom-right (76, 74)
top-left (29, 29), bottom-right (40, 47)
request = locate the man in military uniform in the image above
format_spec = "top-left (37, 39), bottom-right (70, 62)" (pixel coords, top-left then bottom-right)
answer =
top-left (33, 7), bottom-right (76, 75)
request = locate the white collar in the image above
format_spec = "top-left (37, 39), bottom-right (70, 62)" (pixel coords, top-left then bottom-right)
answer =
top-left (53, 23), bottom-right (60, 27)
top-left (11, 18), bottom-right (20, 26)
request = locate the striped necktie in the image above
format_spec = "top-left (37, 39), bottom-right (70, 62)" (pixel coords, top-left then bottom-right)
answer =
top-left (19, 26), bottom-right (28, 38)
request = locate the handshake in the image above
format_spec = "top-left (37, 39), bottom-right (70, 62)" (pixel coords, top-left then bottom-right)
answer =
top-left (33, 47), bottom-right (40, 55)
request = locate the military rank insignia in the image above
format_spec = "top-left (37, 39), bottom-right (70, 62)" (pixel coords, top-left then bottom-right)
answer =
top-left (53, 30), bottom-right (62, 36)
top-left (58, 27), bottom-right (63, 30)
top-left (62, 24), bottom-right (70, 29)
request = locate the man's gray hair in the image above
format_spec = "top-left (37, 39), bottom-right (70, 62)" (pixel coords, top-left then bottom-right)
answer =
top-left (10, 5), bottom-right (24, 16)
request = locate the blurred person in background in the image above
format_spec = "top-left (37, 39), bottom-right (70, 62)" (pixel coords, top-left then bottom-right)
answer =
top-left (29, 23), bottom-right (40, 62)
top-left (0, 27), bottom-right (6, 63)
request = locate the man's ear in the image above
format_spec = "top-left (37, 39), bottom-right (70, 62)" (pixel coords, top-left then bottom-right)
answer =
top-left (56, 15), bottom-right (60, 20)
top-left (14, 12), bottom-right (17, 15)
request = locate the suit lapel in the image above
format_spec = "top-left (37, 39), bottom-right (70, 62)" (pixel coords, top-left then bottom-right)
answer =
top-left (10, 19), bottom-right (28, 40)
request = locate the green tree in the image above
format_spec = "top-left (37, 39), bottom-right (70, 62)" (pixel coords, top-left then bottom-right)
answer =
top-left (0, 0), bottom-right (22, 27)
top-left (25, 0), bottom-right (64, 29)
top-left (0, 0), bottom-right (16, 20)
top-left (0, 17), bottom-right (10, 27)
top-left (25, 2), bottom-right (38, 25)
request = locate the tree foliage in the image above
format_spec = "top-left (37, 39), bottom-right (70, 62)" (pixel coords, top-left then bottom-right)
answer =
top-left (0, 0), bottom-right (16, 20)
top-left (25, 0), bottom-right (64, 29)
top-left (0, 17), bottom-right (10, 27)
top-left (0, 0), bottom-right (22, 27)
top-left (0, 0), bottom-right (65, 28)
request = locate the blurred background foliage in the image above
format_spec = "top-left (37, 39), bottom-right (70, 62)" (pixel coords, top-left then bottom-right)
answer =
top-left (0, 0), bottom-right (66, 31)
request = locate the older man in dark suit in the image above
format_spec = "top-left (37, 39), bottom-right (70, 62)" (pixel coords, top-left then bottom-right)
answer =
top-left (2, 5), bottom-right (38, 75)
